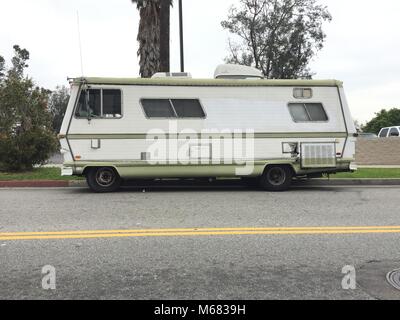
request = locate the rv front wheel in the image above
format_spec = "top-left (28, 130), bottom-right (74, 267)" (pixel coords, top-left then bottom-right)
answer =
top-left (260, 165), bottom-right (293, 191)
top-left (86, 167), bottom-right (121, 193)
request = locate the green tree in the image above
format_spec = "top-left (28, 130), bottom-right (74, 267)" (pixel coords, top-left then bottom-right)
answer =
top-left (362, 109), bottom-right (400, 134)
top-left (48, 86), bottom-right (70, 133)
top-left (0, 45), bottom-right (58, 171)
top-left (132, 0), bottom-right (173, 78)
top-left (221, 0), bottom-right (332, 79)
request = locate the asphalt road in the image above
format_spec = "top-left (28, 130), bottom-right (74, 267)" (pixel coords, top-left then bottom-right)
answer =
top-left (1, 184), bottom-right (400, 300)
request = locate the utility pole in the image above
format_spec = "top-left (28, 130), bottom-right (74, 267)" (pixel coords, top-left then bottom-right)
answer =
top-left (160, 0), bottom-right (170, 72)
top-left (179, 0), bottom-right (185, 72)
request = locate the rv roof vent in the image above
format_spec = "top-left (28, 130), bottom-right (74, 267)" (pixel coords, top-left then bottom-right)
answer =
top-left (152, 72), bottom-right (192, 79)
top-left (214, 64), bottom-right (264, 80)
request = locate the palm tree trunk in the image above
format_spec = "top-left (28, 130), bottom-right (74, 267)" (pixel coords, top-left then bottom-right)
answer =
top-left (133, 0), bottom-right (172, 77)
top-left (137, 2), bottom-right (161, 78)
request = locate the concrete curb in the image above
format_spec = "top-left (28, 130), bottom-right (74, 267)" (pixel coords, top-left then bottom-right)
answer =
top-left (0, 180), bottom-right (71, 188)
top-left (293, 179), bottom-right (400, 186)
top-left (68, 180), bottom-right (87, 188)
top-left (1, 179), bottom-right (400, 188)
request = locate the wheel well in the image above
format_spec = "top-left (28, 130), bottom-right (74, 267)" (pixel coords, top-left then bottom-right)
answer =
top-left (82, 167), bottom-right (93, 176)
top-left (262, 164), bottom-right (296, 177)
top-left (82, 166), bottom-right (119, 177)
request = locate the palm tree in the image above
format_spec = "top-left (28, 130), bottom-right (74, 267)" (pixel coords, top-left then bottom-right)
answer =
top-left (132, 0), bottom-right (172, 78)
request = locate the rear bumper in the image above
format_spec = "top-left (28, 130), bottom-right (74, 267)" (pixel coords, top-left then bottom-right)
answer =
top-left (294, 159), bottom-right (355, 175)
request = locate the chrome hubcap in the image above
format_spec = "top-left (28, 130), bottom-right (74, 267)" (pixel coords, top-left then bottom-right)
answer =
top-left (95, 168), bottom-right (116, 187)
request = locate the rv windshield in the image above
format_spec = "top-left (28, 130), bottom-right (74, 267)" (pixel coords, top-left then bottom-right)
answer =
top-left (75, 89), bottom-right (101, 118)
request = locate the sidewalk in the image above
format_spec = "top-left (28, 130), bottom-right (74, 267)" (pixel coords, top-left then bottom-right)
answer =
top-left (293, 178), bottom-right (400, 186)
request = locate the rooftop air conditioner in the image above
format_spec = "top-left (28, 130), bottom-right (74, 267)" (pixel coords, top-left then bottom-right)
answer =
top-left (214, 64), bottom-right (264, 80)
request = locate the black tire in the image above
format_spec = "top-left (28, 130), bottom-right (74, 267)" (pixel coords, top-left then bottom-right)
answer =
top-left (86, 167), bottom-right (121, 193)
top-left (259, 165), bottom-right (293, 191)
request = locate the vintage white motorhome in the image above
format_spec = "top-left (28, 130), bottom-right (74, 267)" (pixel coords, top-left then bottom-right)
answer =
top-left (59, 64), bottom-right (357, 192)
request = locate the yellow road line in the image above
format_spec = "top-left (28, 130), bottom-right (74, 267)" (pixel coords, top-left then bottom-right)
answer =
top-left (2, 226), bottom-right (400, 236)
top-left (1, 226), bottom-right (400, 241)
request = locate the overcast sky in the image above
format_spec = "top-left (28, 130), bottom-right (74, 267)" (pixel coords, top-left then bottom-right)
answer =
top-left (1, 0), bottom-right (399, 123)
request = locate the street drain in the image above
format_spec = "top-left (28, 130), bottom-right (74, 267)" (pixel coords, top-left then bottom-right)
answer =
top-left (387, 269), bottom-right (400, 291)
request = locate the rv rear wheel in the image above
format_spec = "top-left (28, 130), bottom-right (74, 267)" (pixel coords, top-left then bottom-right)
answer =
top-left (260, 165), bottom-right (293, 191)
top-left (86, 167), bottom-right (121, 193)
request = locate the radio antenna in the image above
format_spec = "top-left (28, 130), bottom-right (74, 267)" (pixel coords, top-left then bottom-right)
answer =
top-left (76, 11), bottom-right (84, 77)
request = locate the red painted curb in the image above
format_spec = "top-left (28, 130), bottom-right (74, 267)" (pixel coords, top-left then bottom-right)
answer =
top-left (0, 180), bottom-right (70, 188)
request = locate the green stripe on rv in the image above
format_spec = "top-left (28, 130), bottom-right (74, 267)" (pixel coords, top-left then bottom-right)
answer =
top-left (72, 77), bottom-right (343, 88)
top-left (66, 132), bottom-right (349, 140)
top-left (67, 161), bottom-right (293, 178)
top-left (63, 159), bottom-right (353, 178)
top-left (64, 159), bottom-right (353, 167)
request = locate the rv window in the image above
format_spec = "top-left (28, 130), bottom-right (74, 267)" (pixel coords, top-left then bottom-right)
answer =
top-left (141, 99), bottom-right (206, 119)
top-left (288, 103), bottom-right (328, 122)
top-left (293, 88), bottom-right (313, 99)
top-left (75, 89), bottom-right (121, 118)
top-left (75, 91), bottom-right (86, 117)
top-left (142, 99), bottom-right (176, 118)
top-left (305, 103), bottom-right (328, 121)
top-left (171, 99), bottom-right (206, 118)
top-left (75, 89), bottom-right (101, 118)
top-left (288, 104), bottom-right (310, 122)
top-left (103, 90), bottom-right (122, 118)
